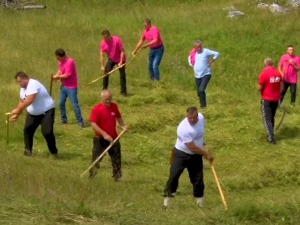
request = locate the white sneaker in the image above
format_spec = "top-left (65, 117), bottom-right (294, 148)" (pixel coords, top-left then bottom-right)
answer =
top-left (196, 197), bottom-right (204, 207)
top-left (163, 197), bottom-right (172, 208)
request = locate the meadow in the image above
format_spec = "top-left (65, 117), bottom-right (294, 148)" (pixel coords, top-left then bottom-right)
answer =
top-left (0, 0), bottom-right (300, 224)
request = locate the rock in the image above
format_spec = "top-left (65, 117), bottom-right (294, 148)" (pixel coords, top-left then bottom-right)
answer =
top-left (227, 10), bottom-right (245, 18)
top-left (269, 3), bottom-right (288, 14)
top-left (257, 3), bottom-right (269, 9)
top-left (223, 6), bottom-right (236, 11)
top-left (288, 0), bottom-right (300, 7)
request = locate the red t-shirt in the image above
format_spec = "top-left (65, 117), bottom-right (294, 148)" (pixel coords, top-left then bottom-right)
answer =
top-left (259, 66), bottom-right (282, 101)
top-left (89, 103), bottom-right (121, 139)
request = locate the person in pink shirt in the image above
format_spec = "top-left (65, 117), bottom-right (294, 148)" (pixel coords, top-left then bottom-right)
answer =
top-left (132, 18), bottom-right (164, 81)
top-left (100, 30), bottom-right (127, 96)
top-left (52, 48), bottom-right (84, 127)
top-left (279, 45), bottom-right (300, 105)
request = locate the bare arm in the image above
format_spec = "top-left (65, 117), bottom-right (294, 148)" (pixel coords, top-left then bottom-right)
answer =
top-left (117, 117), bottom-right (127, 130)
top-left (91, 122), bottom-right (113, 142)
top-left (185, 142), bottom-right (214, 162)
top-left (10, 94), bottom-right (37, 121)
top-left (119, 50), bottom-right (125, 66)
top-left (142, 38), bottom-right (158, 48)
top-left (100, 51), bottom-right (106, 71)
top-left (278, 64), bottom-right (284, 77)
top-left (132, 36), bottom-right (144, 54)
top-left (257, 83), bottom-right (263, 92)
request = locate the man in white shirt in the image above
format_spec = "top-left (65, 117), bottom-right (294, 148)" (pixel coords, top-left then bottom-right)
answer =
top-left (10, 71), bottom-right (58, 156)
top-left (163, 107), bottom-right (214, 208)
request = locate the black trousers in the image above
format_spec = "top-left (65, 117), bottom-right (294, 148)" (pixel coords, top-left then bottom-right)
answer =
top-left (261, 100), bottom-right (278, 142)
top-left (103, 59), bottom-right (127, 94)
top-left (90, 137), bottom-right (122, 178)
top-left (24, 108), bottom-right (58, 154)
top-left (280, 82), bottom-right (297, 104)
top-left (164, 149), bottom-right (204, 198)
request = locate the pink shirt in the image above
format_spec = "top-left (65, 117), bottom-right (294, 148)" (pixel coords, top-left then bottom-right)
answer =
top-left (189, 48), bottom-right (197, 66)
top-left (100, 36), bottom-right (126, 63)
top-left (58, 57), bottom-right (78, 89)
top-left (279, 54), bottom-right (300, 84)
top-left (142, 26), bottom-right (163, 48)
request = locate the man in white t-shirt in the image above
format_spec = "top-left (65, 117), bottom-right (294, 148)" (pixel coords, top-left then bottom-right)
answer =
top-left (163, 107), bottom-right (214, 208)
top-left (10, 72), bottom-right (58, 156)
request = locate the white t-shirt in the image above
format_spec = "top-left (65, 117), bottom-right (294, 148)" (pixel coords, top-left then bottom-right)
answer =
top-left (20, 79), bottom-right (55, 116)
top-left (175, 113), bottom-right (205, 155)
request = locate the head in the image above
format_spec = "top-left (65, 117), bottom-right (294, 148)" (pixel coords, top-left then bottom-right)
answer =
top-left (143, 18), bottom-right (152, 30)
top-left (264, 58), bottom-right (274, 67)
top-left (287, 45), bottom-right (295, 56)
top-left (194, 40), bottom-right (203, 53)
top-left (55, 48), bottom-right (67, 62)
top-left (186, 107), bottom-right (199, 125)
top-left (15, 71), bottom-right (30, 88)
top-left (101, 89), bottom-right (113, 107)
top-left (101, 29), bottom-right (111, 41)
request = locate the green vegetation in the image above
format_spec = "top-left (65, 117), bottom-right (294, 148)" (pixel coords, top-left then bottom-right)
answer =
top-left (0, 0), bottom-right (299, 224)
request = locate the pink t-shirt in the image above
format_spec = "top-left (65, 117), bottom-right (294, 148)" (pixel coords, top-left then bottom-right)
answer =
top-left (100, 36), bottom-right (126, 63)
top-left (58, 57), bottom-right (78, 89)
top-left (142, 26), bottom-right (163, 48)
top-left (189, 48), bottom-right (197, 66)
top-left (279, 54), bottom-right (300, 84)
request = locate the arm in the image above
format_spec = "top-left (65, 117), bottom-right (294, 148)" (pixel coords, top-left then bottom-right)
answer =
top-left (142, 38), bottom-right (158, 48)
top-left (185, 142), bottom-right (214, 162)
top-left (117, 117), bottom-right (127, 130)
top-left (289, 59), bottom-right (300, 71)
top-left (132, 34), bottom-right (144, 55)
top-left (280, 81), bottom-right (284, 93)
top-left (91, 122), bottom-right (113, 142)
top-left (209, 49), bottom-right (220, 65)
top-left (100, 51), bottom-right (106, 71)
top-left (257, 84), bottom-right (263, 92)
top-left (188, 55), bottom-right (193, 67)
top-left (10, 94), bottom-right (37, 121)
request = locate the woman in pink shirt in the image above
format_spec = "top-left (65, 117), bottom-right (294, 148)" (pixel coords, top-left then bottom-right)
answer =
top-left (132, 19), bottom-right (164, 81)
top-left (279, 45), bottom-right (300, 106)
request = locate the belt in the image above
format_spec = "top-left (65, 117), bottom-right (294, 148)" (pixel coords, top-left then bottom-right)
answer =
top-left (151, 45), bottom-right (163, 50)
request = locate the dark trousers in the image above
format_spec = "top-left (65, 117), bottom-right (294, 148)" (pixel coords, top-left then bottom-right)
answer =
top-left (261, 100), bottom-right (278, 142)
top-left (90, 137), bottom-right (122, 179)
top-left (280, 82), bottom-right (297, 105)
top-left (103, 59), bottom-right (127, 94)
top-left (195, 75), bottom-right (211, 108)
top-left (164, 149), bottom-right (204, 198)
top-left (24, 108), bottom-right (58, 154)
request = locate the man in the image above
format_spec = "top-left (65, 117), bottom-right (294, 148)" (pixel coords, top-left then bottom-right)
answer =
top-left (10, 72), bottom-right (58, 156)
top-left (279, 45), bottom-right (300, 106)
top-left (89, 89), bottom-right (127, 180)
top-left (100, 30), bottom-right (127, 96)
top-left (163, 107), bottom-right (214, 208)
top-left (52, 48), bottom-right (84, 127)
top-left (188, 40), bottom-right (220, 109)
top-left (132, 18), bottom-right (164, 81)
top-left (258, 58), bottom-right (283, 144)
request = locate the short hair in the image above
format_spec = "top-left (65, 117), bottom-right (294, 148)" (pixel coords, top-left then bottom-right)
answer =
top-left (186, 106), bottom-right (198, 114)
top-left (287, 44), bottom-right (294, 48)
top-left (194, 40), bottom-right (203, 46)
top-left (101, 29), bottom-right (110, 35)
top-left (55, 48), bottom-right (66, 57)
top-left (101, 89), bottom-right (112, 97)
top-left (264, 58), bottom-right (274, 66)
top-left (144, 18), bottom-right (151, 24)
top-left (15, 71), bottom-right (29, 79)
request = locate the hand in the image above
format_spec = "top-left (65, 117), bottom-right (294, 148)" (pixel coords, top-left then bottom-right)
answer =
top-left (101, 65), bottom-right (105, 72)
top-left (52, 75), bottom-right (60, 80)
top-left (118, 62), bottom-right (124, 68)
top-left (288, 59), bottom-right (296, 66)
top-left (121, 125), bottom-right (128, 131)
top-left (11, 108), bottom-right (21, 116)
top-left (132, 51), bottom-right (137, 56)
top-left (103, 133), bottom-right (113, 142)
top-left (9, 114), bottom-right (18, 122)
top-left (141, 45), bottom-right (148, 49)
top-left (205, 151), bottom-right (214, 163)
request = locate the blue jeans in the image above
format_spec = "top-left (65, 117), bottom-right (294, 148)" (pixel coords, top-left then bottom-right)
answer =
top-left (149, 45), bottom-right (164, 80)
top-left (195, 75), bottom-right (211, 108)
top-left (59, 86), bottom-right (83, 124)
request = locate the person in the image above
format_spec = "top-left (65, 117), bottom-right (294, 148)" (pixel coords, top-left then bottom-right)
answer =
top-left (132, 18), bottom-right (164, 81)
top-left (10, 72), bottom-right (58, 156)
top-left (100, 30), bottom-right (127, 96)
top-left (278, 45), bottom-right (300, 106)
top-left (163, 107), bottom-right (214, 208)
top-left (52, 48), bottom-right (84, 127)
top-left (89, 89), bottom-right (127, 180)
top-left (257, 58), bottom-right (283, 144)
top-left (188, 40), bottom-right (220, 109)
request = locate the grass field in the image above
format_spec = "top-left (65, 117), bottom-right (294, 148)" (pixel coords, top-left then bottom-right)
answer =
top-left (0, 0), bottom-right (300, 224)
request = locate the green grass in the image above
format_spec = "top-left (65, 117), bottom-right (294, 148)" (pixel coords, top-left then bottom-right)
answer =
top-left (0, 0), bottom-right (300, 224)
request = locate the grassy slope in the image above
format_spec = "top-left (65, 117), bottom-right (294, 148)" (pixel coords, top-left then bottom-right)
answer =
top-left (0, 0), bottom-right (299, 224)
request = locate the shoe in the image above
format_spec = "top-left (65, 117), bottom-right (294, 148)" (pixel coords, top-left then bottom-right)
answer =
top-left (50, 153), bottom-right (58, 159)
top-left (269, 140), bottom-right (276, 145)
top-left (121, 92), bottom-right (127, 97)
top-left (60, 120), bottom-right (67, 125)
top-left (163, 197), bottom-right (172, 208)
top-left (196, 197), bottom-right (204, 207)
top-left (78, 122), bottom-right (85, 128)
top-left (24, 149), bottom-right (32, 157)
top-left (113, 172), bottom-right (122, 182)
top-left (89, 169), bottom-right (97, 179)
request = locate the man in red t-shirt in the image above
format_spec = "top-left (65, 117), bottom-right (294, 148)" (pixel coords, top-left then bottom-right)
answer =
top-left (89, 89), bottom-right (127, 179)
top-left (257, 58), bottom-right (283, 144)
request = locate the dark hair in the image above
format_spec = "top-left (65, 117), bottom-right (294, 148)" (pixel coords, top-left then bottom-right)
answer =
top-left (186, 106), bottom-right (198, 114)
top-left (101, 29), bottom-right (110, 35)
top-left (287, 44), bottom-right (294, 48)
top-left (55, 48), bottom-right (66, 57)
top-left (15, 71), bottom-right (29, 79)
top-left (144, 18), bottom-right (151, 24)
